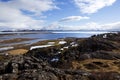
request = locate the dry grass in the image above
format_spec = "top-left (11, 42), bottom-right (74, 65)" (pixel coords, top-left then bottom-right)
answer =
top-left (112, 49), bottom-right (120, 53)
top-left (7, 49), bottom-right (28, 55)
top-left (0, 38), bottom-right (35, 44)
top-left (72, 59), bottom-right (120, 73)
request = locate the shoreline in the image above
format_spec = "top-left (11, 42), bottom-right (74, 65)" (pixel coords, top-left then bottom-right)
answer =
top-left (0, 31), bottom-right (119, 55)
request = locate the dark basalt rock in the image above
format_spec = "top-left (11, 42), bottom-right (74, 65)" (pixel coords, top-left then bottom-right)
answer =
top-left (91, 51), bottom-right (120, 60)
top-left (77, 38), bottom-right (118, 52)
top-left (0, 32), bottom-right (120, 80)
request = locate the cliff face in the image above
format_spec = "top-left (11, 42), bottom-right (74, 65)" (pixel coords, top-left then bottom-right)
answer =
top-left (0, 32), bottom-right (120, 80)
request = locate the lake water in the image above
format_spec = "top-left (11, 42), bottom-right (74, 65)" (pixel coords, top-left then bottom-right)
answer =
top-left (0, 31), bottom-right (110, 40)
top-left (0, 30), bottom-right (114, 47)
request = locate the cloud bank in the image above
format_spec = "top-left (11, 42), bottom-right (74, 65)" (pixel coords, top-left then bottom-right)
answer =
top-left (60, 16), bottom-right (89, 22)
top-left (0, 0), bottom-right (57, 30)
top-left (0, 0), bottom-right (119, 31)
top-left (47, 21), bottom-right (120, 30)
top-left (74, 0), bottom-right (116, 14)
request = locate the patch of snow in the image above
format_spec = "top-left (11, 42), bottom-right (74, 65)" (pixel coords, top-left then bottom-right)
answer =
top-left (51, 58), bottom-right (59, 62)
top-left (103, 34), bottom-right (107, 38)
top-left (5, 53), bottom-right (9, 56)
top-left (58, 51), bottom-right (61, 54)
top-left (48, 42), bottom-right (55, 45)
top-left (58, 41), bottom-right (67, 44)
top-left (72, 44), bottom-right (78, 47)
top-left (70, 42), bottom-right (75, 45)
top-left (63, 46), bottom-right (69, 49)
top-left (60, 48), bottom-right (64, 51)
top-left (30, 45), bottom-right (52, 50)
top-left (54, 51), bottom-right (61, 55)
top-left (0, 47), bottom-right (14, 51)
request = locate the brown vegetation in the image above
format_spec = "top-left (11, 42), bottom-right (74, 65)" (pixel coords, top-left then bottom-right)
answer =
top-left (72, 59), bottom-right (120, 72)
top-left (0, 38), bottom-right (35, 44)
top-left (7, 49), bottom-right (28, 55)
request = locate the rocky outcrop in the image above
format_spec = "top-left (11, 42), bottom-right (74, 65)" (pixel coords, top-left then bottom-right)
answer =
top-left (0, 32), bottom-right (120, 80)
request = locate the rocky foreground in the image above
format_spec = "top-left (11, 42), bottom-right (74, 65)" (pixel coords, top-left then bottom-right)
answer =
top-left (0, 32), bottom-right (120, 80)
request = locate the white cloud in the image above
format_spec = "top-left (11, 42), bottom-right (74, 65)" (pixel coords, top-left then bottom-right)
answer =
top-left (76, 22), bottom-right (120, 30)
top-left (0, 0), bottom-right (58, 30)
top-left (60, 16), bottom-right (89, 22)
top-left (102, 21), bottom-right (120, 30)
top-left (60, 22), bottom-right (101, 30)
top-left (74, 0), bottom-right (116, 14)
top-left (46, 21), bottom-right (120, 30)
top-left (10, 0), bottom-right (58, 15)
top-left (43, 22), bottom-right (63, 30)
top-left (81, 22), bottom-right (101, 30)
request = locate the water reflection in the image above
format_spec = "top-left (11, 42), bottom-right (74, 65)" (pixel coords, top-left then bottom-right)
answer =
top-left (0, 31), bottom-right (110, 47)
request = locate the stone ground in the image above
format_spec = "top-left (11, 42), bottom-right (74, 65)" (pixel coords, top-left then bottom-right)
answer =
top-left (0, 32), bottom-right (120, 80)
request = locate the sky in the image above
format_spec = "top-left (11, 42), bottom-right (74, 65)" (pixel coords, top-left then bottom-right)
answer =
top-left (0, 0), bottom-right (120, 30)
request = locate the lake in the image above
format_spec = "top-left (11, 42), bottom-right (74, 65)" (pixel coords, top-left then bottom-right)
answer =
top-left (0, 31), bottom-right (110, 40)
top-left (0, 30), bottom-right (115, 51)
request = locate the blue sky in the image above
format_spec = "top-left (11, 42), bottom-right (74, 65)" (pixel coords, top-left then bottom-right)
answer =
top-left (0, 0), bottom-right (120, 30)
